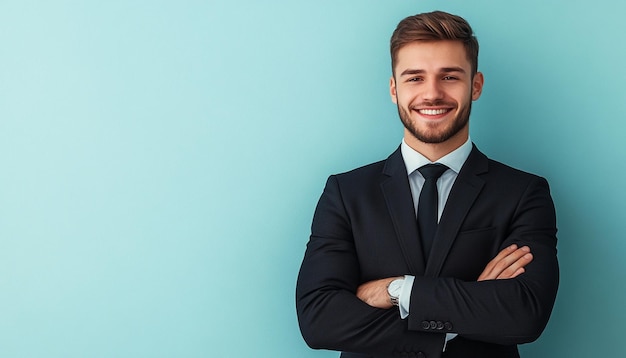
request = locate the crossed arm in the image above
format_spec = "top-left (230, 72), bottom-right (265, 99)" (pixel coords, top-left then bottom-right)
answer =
top-left (296, 175), bottom-right (558, 353)
top-left (357, 244), bottom-right (533, 309)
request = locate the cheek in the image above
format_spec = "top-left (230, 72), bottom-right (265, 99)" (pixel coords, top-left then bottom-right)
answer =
top-left (395, 91), bottom-right (414, 106)
top-left (451, 88), bottom-right (473, 104)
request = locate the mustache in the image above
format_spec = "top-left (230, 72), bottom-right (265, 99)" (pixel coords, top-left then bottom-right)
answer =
top-left (410, 100), bottom-right (456, 108)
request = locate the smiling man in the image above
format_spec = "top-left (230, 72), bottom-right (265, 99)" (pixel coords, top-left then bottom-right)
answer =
top-left (296, 11), bottom-right (559, 358)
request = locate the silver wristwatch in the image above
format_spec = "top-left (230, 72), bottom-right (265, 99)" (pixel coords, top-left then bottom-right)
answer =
top-left (387, 278), bottom-right (403, 306)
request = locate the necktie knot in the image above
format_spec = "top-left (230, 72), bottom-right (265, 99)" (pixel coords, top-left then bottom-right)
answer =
top-left (418, 163), bottom-right (448, 180)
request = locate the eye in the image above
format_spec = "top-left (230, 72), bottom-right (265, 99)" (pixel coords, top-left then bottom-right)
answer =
top-left (407, 77), bottom-right (423, 82)
top-left (443, 76), bottom-right (459, 81)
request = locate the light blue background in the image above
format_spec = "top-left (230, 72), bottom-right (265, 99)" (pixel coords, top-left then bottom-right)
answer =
top-left (0, 1), bottom-right (624, 357)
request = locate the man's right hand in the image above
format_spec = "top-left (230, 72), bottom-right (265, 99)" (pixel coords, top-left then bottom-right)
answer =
top-left (478, 244), bottom-right (533, 281)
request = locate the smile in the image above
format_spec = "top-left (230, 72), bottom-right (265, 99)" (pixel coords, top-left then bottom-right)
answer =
top-left (418, 108), bottom-right (451, 115)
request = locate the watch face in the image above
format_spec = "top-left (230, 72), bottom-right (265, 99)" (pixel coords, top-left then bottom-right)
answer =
top-left (388, 279), bottom-right (403, 296)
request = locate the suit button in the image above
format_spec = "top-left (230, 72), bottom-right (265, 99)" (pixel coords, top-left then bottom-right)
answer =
top-left (444, 321), bottom-right (453, 331)
top-left (417, 353), bottom-right (426, 358)
top-left (421, 320), bottom-right (430, 330)
top-left (429, 320), bottom-right (437, 329)
top-left (436, 321), bottom-right (444, 330)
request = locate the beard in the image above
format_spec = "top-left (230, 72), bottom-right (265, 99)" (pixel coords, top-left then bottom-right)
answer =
top-left (397, 98), bottom-right (472, 144)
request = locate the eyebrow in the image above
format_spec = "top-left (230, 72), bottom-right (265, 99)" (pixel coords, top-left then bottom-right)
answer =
top-left (399, 67), bottom-right (467, 76)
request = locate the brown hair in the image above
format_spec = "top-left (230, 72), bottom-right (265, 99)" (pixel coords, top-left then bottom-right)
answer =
top-left (390, 11), bottom-right (479, 75)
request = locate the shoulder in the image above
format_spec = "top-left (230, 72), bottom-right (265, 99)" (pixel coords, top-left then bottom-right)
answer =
top-left (329, 147), bottom-right (403, 188)
top-left (469, 145), bottom-right (548, 184)
top-left (486, 158), bottom-right (547, 184)
top-left (478, 157), bottom-right (553, 206)
top-left (333, 159), bottom-right (387, 181)
top-left (463, 147), bottom-right (553, 203)
top-left (321, 160), bottom-right (388, 201)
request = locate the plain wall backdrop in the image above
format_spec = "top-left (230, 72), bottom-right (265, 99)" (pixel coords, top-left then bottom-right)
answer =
top-left (1, 0), bottom-right (625, 357)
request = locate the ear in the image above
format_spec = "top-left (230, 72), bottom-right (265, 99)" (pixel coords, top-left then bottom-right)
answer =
top-left (390, 76), bottom-right (398, 104)
top-left (471, 72), bottom-right (484, 101)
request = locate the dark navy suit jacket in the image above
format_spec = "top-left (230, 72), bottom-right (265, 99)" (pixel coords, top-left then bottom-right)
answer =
top-left (296, 145), bottom-right (559, 358)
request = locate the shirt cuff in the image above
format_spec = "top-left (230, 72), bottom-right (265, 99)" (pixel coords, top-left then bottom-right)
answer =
top-left (398, 275), bottom-right (414, 319)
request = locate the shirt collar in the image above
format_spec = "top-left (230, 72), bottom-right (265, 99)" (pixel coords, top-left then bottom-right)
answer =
top-left (400, 137), bottom-right (473, 175)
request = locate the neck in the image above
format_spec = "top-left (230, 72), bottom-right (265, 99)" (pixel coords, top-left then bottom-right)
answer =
top-left (404, 128), bottom-right (469, 162)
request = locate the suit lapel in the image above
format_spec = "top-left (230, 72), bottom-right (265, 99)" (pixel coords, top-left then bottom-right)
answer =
top-left (380, 148), bottom-right (426, 275)
top-left (425, 146), bottom-right (489, 277)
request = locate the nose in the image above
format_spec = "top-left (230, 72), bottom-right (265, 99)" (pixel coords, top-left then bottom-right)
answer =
top-left (422, 80), bottom-right (444, 102)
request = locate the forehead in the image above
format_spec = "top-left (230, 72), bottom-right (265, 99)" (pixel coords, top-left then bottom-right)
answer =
top-left (394, 40), bottom-right (471, 73)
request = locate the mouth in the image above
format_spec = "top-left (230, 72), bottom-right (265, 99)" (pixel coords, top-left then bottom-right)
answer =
top-left (413, 107), bottom-right (454, 119)
top-left (417, 108), bottom-right (452, 116)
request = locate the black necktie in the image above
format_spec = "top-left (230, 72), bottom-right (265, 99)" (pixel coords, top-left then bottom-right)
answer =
top-left (417, 164), bottom-right (449, 260)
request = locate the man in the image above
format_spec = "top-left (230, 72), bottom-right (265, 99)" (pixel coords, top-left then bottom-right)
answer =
top-left (296, 11), bottom-right (558, 358)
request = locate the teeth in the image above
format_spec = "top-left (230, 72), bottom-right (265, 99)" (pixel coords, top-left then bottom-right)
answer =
top-left (419, 108), bottom-right (449, 115)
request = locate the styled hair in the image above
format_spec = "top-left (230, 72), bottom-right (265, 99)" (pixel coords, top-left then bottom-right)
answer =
top-left (390, 11), bottom-right (479, 75)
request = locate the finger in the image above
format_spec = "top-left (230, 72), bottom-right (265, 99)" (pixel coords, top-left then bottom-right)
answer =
top-left (497, 267), bottom-right (526, 280)
top-left (490, 247), bottom-right (531, 277)
top-left (496, 253), bottom-right (533, 279)
top-left (479, 244), bottom-right (521, 280)
top-left (480, 244), bottom-right (518, 278)
top-left (491, 244), bottom-right (519, 265)
top-left (497, 253), bottom-right (533, 279)
top-left (479, 246), bottom-right (531, 281)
